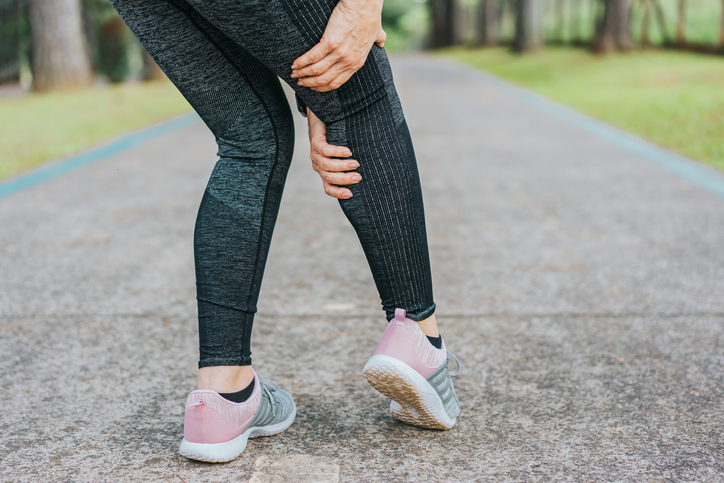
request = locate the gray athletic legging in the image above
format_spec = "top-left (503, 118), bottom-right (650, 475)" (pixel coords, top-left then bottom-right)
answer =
top-left (112, 0), bottom-right (436, 367)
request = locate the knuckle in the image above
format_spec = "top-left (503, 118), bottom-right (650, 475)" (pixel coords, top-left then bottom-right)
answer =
top-left (329, 81), bottom-right (341, 89)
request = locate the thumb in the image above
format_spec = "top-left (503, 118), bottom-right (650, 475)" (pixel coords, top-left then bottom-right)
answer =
top-left (375, 27), bottom-right (386, 48)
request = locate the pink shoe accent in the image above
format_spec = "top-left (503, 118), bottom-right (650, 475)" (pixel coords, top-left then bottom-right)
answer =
top-left (372, 309), bottom-right (447, 378)
top-left (183, 374), bottom-right (261, 444)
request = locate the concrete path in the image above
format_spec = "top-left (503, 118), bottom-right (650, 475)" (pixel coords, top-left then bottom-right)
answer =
top-left (1, 55), bottom-right (723, 482)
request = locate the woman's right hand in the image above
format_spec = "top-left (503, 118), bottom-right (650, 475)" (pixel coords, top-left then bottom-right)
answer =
top-left (291, 0), bottom-right (385, 92)
top-left (307, 108), bottom-right (362, 199)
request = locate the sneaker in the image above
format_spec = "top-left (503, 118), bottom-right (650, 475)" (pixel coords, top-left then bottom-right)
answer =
top-left (363, 308), bottom-right (460, 430)
top-left (179, 372), bottom-right (296, 463)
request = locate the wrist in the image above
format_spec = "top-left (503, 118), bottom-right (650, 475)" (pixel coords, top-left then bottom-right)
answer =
top-left (337, 0), bottom-right (383, 15)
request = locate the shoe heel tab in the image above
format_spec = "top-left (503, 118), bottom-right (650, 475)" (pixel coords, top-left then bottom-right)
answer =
top-left (394, 308), bottom-right (407, 322)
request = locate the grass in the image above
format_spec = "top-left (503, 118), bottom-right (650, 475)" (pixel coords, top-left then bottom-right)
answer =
top-left (0, 80), bottom-right (191, 180)
top-left (446, 46), bottom-right (724, 171)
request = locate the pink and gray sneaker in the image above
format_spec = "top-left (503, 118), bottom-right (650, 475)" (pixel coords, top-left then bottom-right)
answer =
top-left (179, 371), bottom-right (296, 463)
top-left (363, 308), bottom-right (461, 430)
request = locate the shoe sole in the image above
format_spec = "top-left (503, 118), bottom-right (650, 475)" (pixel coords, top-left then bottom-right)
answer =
top-left (178, 398), bottom-right (297, 463)
top-left (363, 354), bottom-right (455, 430)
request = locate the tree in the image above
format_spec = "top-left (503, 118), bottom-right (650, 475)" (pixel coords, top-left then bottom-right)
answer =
top-left (594, 0), bottom-right (632, 53)
top-left (721, 0), bottom-right (724, 49)
top-left (478, 0), bottom-right (499, 46)
top-left (429, 0), bottom-right (456, 48)
top-left (676, 0), bottom-right (686, 46)
top-left (29, 0), bottom-right (92, 91)
top-left (513, 0), bottom-right (542, 53)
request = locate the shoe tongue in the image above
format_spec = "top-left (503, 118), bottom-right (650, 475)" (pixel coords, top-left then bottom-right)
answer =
top-left (394, 308), bottom-right (406, 322)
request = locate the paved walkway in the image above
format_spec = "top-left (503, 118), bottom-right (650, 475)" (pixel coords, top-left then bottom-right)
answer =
top-left (1, 55), bottom-right (723, 483)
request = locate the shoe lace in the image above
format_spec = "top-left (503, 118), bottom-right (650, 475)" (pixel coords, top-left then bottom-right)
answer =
top-left (259, 377), bottom-right (278, 418)
top-left (447, 351), bottom-right (461, 376)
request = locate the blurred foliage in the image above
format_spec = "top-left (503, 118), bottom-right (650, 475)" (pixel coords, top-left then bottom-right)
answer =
top-left (0, 80), bottom-right (191, 179)
top-left (448, 46), bottom-right (724, 171)
top-left (0, 0), bottom-right (28, 83)
top-left (381, 0), bottom-right (430, 51)
top-left (82, 0), bottom-right (133, 82)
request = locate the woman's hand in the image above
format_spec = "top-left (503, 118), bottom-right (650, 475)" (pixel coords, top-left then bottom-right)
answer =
top-left (307, 108), bottom-right (361, 199)
top-left (291, 0), bottom-right (385, 92)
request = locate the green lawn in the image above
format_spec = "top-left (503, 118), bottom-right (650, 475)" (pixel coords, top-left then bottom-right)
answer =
top-left (446, 47), bottom-right (724, 171)
top-left (0, 80), bottom-right (191, 180)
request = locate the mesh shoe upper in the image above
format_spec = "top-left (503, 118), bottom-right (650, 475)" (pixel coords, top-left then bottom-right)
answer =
top-left (246, 377), bottom-right (296, 428)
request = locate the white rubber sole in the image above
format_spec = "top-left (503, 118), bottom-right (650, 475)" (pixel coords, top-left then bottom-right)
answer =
top-left (363, 354), bottom-right (456, 430)
top-left (178, 399), bottom-right (297, 463)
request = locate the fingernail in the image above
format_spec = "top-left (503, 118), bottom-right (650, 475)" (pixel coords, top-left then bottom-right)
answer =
top-left (351, 174), bottom-right (362, 182)
top-left (291, 73), bottom-right (298, 78)
top-left (344, 150), bottom-right (352, 157)
top-left (291, 64), bottom-right (298, 69)
top-left (343, 192), bottom-right (353, 199)
top-left (348, 161), bottom-right (360, 169)
top-left (297, 81), bottom-right (303, 86)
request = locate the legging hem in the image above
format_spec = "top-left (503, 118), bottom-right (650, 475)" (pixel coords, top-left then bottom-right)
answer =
top-left (198, 357), bottom-right (253, 368)
top-left (386, 302), bottom-right (436, 322)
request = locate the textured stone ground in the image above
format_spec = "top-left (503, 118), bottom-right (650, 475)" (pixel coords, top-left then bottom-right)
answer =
top-left (1, 55), bottom-right (723, 482)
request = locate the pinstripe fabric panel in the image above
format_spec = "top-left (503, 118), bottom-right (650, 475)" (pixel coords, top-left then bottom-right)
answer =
top-left (112, 0), bottom-right (437, 371)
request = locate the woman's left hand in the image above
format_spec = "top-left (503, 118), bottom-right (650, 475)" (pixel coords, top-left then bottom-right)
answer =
top-left (291, 0), bottom-right (386, 92)
top-left (307, 108), bottom-right (362, 199)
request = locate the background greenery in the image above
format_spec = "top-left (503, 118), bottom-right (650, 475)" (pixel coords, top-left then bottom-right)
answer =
top-left (448, 46), bottom-right (724, 171)
top-left (0, 0), bottom-right (722, 181)
top-left (0, 80), bottom-right (191, 180)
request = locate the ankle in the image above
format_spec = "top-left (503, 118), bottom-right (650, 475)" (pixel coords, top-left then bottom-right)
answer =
top-left (198, 365), bottom-right (255, 393)
top-left (416, 314), bottom-right (439, 338)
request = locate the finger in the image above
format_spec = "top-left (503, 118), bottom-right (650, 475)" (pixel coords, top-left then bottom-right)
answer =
top-left (323, 181), bottom-right (354, 200)
top-left (291, 42), bottom-right (331, 70)
top-left (319, 170), bottom-right (362, 186)
top-left (311, 69), bottom-right (355, 92)
top-left (298, 61), bottom-right (350, 88)
top-left (375, 28), bottom-right (386, 48)
top-left (312, 156), bottom-right (359, 172)
top-left (291, 55), bottom-right (337, 79)
top-left (313, 140), bottom-right (352, 159)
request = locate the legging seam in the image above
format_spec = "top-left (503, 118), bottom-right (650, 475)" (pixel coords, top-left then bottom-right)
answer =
top-left (172, 1), bottom-right (282, 351)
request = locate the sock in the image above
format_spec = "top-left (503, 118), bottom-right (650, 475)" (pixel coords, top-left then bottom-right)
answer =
top-left (219, 377), bottom-right (255, 403)
top-left (426, 334), bottom-right (442, 349)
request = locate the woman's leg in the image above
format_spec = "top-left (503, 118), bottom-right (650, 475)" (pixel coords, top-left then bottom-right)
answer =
top-left (111, 0), bottom-right (296, 388)
top-left (184, 0), bottom-right (437, 324)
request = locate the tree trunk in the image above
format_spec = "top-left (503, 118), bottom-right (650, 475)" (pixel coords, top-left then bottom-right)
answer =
top-left (676, 0), bottom-right (686, 46)
top-left (641, 0), bottom-right (651, 46)
top-left (721, 0), bottom-right (724, 48)
top-left (571, 0), bottom-right (582, 43)
top-left (429, 0), bottom-right (456, 48)
top-left (556, 0), bottom-right (566, 42)
top-left (594, 0), bottom-right (632, 53)
top-left (652, 0), bottom-right (670, 45)
top-left (513, 0), bottom-right (542, 52)
top-left (478, 0), bottom-right (499, 45)
top-left (29, 0), bottom-right (92, 91)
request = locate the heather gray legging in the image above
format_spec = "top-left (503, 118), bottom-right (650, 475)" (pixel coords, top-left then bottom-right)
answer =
top-left (112, 0), bottom-right (436, 367)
